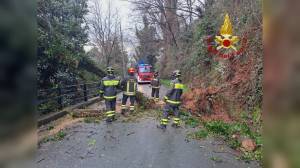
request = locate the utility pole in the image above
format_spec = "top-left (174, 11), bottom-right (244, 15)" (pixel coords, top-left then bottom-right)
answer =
top-left (120, 22), bottom-right (126, 78)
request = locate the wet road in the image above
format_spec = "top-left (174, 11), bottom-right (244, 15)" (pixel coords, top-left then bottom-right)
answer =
top-left (137, 83), bottom-right (168, 99)
top-left (37, 84), bottom-right (260, 168)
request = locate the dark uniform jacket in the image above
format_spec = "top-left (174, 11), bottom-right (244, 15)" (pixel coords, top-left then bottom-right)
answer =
top-left (121, 75), bottom-right (137, 96)
top-left (164, 78), bottom-right (184, 105)
top-left (151, 77), bottom-right (161, 88)
top-left (99, 75), bottom-right (120, 100)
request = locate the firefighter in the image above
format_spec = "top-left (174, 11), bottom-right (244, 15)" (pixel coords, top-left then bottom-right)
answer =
top-left (121, 67), bottom-right (138, 115)
top-left (158, 70), bottom-right (184, 129)
top-left (150, 71), bottom-right (160, 101)
top-left (99, 67), bottom-right (120, 123)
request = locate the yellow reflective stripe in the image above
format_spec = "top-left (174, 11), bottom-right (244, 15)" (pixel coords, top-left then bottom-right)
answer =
top-left (125, 92), bottom-right (135, 96)
top-left (160, 119), bottom-right (168, 125)
top-left (173, 118), bottom-right (180, 124)
top-left (99, 90), bottom-right (104, 93)
top-left (121, 105), bottom-right (127, 109)
top-left (161, 119), bottom-right (168, 122)
top-left (106, 111), bottom-right (115, 117)
top-left (126, 81), bottom-right (130, 93)
top-left (106, 111), bottom-right (115, 114)
top-left (104, 96), bottom-right (117, 99)
top-left (107, 114), bottom-right (115, 117)
top-left (126, 81), bottom-right (136, 95)
top-left (167, 99), bottom-right (181, 104)
top-left (103, 80), bottom-right (119, 86)
top-left (152, 86), bottom-right (160, 88)
top-left (174, 83), bottom-right (184, 89)
top-left (129, 106), bottom-right (135, 110)
top-left (164, 96), bottom-right (168, 100)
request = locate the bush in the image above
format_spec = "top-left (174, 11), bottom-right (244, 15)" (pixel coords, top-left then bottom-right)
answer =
top-left (194, 130), bottom-right (209, 139)
top-left (203, 120), bottom-right (262, 161)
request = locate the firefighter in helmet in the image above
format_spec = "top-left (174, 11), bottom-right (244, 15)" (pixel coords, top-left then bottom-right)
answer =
top-left (121, 67), bottom-right (138, 115)
top-left (150, 71), bottom-right (161, 101)
top-left (99, 67), bottom-right (120, 123)
top-left (158, 70), bottom-right (184, 129)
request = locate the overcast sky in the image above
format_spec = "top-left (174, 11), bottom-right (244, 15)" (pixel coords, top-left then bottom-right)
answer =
top-left (85, 0), bottom-right (138, 53)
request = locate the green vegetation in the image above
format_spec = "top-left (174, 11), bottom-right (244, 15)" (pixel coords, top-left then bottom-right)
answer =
top-left (240, 149), bottom-right (262, 162)
top-left (204, 120), bottom-right (262, 162)
top-left (160, 79), bottom-right (171, 88)
top-left (84, 117), bottom-right (101, 124)
top-left (183, 110), bottom-right (262, 162)
top-left (55, 130), bottom-right (67, 140)
top-left (179, 111), bottom-right (200, 128)
top-left (184, 116), bottom-right (200, 128)
top-left (210, 156), bottom-right (223, 163)
top-left (38, 0), bottom-right (89, 88)
top-left (192, 130), bottom-right (209, 139)
top-left (42, 130), bottom-right (67, 143)
top-left (47, 125), bottom-right (54, 130)
top-left (161, 79), bottom-right (189, 92)
top-left (88, 139), bottom-right (96, 146)
top-left (37, 0), bottom-right (106, 90)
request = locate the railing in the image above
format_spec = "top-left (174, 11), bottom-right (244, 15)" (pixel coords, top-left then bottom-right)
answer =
top-left (37, 82), bottom-right (100, 116)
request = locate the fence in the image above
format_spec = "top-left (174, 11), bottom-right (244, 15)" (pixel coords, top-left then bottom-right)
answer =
top-left (37, 82), bottom-right (100, 116)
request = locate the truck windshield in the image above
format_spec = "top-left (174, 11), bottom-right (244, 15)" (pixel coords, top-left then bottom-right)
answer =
top-left (139, 66), bottom-right (152, 73)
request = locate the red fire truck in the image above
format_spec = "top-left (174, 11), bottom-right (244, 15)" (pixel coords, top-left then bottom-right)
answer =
top-left (136, 64), bottom-right (154, 84)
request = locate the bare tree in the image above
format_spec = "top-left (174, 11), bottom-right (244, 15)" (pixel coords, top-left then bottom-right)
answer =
top-left (89, 0), bottom-right (120, 67)
top-left (119, 22), bottom-right (127, 77)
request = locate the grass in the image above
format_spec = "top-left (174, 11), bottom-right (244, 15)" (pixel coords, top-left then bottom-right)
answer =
top-left (182, 110), bottom-right (262, 162)
top-left (160, 79), bottom-right (189, 92)
top-left (47, 125), bottom-right (54, 130)
top-left (42, 130), bottom-right (67, 143)
top-left (210, 156), bottom-right (223, 163)
top-left (194, 130), bottom-right (209, 139)
top-left (203, 120), bottom-right (262, 162)
top-left (179, 111), bottom-right (201, 128)
top-left (88, 139), bottom-right (96, 146)
top-left (84, 117), bottom-right (101, 124)
top-left (182, 112), bottom-right (208, 140)
top-left (184, 116), bottom-right (200, 128)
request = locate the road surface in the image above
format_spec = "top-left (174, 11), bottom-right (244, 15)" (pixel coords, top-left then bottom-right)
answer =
top-left (37, 84), bottom-right (260, 168)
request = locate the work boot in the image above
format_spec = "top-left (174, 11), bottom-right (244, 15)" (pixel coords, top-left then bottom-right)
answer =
top-left (172, 118), bottom-right (180, 128)
top-left (157, 124), bottom-right (167, 130)
top-left (121, 109), bottom-right (126, 116)
top-left (171, 123), bottom-right (180, 128)
top-left (106, 117), bottom-right (113, 123)
top-left (129, 106), bottom-right (135, 113)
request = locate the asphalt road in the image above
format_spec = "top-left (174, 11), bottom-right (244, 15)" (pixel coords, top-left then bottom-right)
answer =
top-left (37, 84), bottom-right (260, 168)
top-left (137, 83), bottom-right (168, 99)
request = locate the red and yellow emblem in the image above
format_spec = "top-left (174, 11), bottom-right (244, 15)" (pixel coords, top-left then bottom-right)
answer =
top-left (215, 13), bottom-right (239, 51)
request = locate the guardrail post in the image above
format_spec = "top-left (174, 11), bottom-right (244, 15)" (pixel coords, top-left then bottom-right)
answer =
top-left (83, 83), bottom-right (88, 101)
top-left (57, 86), bottom-right (63, 109)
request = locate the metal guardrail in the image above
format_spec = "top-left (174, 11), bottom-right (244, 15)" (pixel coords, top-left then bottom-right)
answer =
top-left (37, 82), bottom-right (100, 116)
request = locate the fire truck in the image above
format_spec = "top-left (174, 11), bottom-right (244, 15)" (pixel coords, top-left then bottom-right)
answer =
top-left (136, 63), bottom-right (154, 84)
